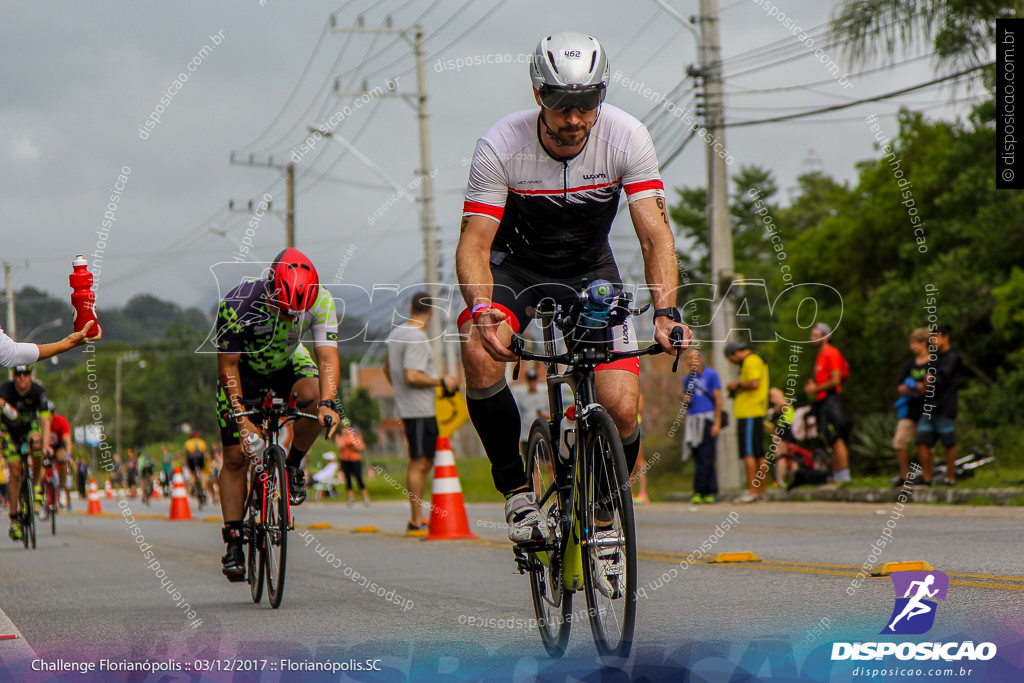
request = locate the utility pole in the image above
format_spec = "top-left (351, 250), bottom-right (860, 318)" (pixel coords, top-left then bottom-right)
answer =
top-left (229, 153), bottom-right (296, 248)
top-left (3, 261), bottom-right (27, 338)
top-left (697, 0), bottom-right (741, 487)
top-left (332, 20), bottom-right (443, 374)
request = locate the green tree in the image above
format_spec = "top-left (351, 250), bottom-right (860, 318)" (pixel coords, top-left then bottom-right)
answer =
top-left (829, 0), bottom-right (1014, 72)
top-left (122, 325), bottom-right (218, 446)
top-left (344, 387), bottom-right (381, 448)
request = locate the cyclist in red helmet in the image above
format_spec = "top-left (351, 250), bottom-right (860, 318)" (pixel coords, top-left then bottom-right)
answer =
top-left (214, 248), bottom-right (341, 581)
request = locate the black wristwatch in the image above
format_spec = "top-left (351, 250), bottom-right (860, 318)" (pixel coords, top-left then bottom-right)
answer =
top-left (653, 307), bottom-right (682, 323)
top-left (317, 400), bottom-right (337, 411)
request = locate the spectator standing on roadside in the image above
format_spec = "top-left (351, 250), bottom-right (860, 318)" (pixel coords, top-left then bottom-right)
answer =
top-left (893, 328), bottom-right (931, 485)
top-left (682, 348), bottom-right (722, 504)
top-left (76, 457), bottom-right (88, 499)
top-left (805, 323), bottom-right (852, 484)
top-left (384, 291), bottom-right (457, 533)
top-left (725, 340), bottom-right (769, 503)
top-left (337, 419), bottom-right (370, 507)
top-left (917, 323), bottom-right (961, 485)
top-left (514, 368), bottom-right (549, 453)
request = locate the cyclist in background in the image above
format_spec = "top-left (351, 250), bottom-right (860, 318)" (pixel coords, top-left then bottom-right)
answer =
top-left (184, 432), bottom-right (207, 499)
top-left (208, 445), bottom-right (222, 505)
top-left (215, 248), bottom-right (340, 581)
top-left (139, 450), bottom-right (155, 500)
top-left (455, 31), bottom-right (692, 587)
top-left (47, 401), bottom-right (73, 510)
top-left (1, 365), bottom-right (52, 541)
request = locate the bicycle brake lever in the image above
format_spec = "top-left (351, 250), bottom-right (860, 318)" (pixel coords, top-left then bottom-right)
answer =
top-left (669, 327), bottom-right (688, 373)
top-left (323, 415), bottom-right (333, 440)
top-left (508, 334), bottom-right (524, 380)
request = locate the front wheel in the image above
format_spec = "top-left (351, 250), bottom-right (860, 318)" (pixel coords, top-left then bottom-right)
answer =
top-left (523, 418), bottom-right (572, 658)
top-left (580, 408), bottom-right (636, 659)
top-left (47, 479), bottom-right (58, 536)
top-left (264, 447), bottom-right (289, 609)
top-left (21, 475), bottom-right (36, 550)
top-left (246, 503), bottom-right (265, 604)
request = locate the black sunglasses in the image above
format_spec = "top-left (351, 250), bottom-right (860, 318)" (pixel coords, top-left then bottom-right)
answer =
top-left (13, 371), bottom-right (31, 377)
top-left (538, 84), bottom-right (605, 113)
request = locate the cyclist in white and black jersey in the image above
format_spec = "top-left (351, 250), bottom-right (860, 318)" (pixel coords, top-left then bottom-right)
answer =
top-left (456, 33), bottom-right (693, 590)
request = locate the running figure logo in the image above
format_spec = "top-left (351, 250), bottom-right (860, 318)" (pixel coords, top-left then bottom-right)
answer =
top-left (881, 571), bottom-right (949, 635)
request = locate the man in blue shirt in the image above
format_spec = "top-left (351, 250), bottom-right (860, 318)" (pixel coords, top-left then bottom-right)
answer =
top-left (681, 349), bottom-right (722, 503)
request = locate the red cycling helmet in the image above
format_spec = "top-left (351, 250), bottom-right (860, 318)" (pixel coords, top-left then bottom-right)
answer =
top-left (267, 248), bottom-right (320, 313)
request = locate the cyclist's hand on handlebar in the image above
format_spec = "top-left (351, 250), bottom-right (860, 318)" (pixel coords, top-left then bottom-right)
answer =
top-left (238, 418), bottom-right (261, 454)
top-left (654, 315), bottom-right (694, 355)
top-left (319, 403), bottom-right (340, 438)
top-left (476, 308), bottom-right (518, 363)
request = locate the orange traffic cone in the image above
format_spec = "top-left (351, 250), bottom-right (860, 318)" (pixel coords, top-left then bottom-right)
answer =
top-left (168, 467), bottom-right (192, 520)
top-left (104, 479), bottom-right (114, 499)
top-left (87, 478), bottom-right (103, 515)
top-left (424, 437), bottom-right (478, 541)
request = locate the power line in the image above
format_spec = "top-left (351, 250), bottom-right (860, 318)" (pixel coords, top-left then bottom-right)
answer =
top-left (723, 53), bottom-right (934, 95)
top-left (234, 19), bottom-right (333, 153)
top-left (723, 62), bottom-right (990, 128)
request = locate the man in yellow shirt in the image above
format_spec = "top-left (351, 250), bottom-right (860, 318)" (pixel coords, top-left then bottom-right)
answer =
top-left (725, 341), bottom-right (769, 503)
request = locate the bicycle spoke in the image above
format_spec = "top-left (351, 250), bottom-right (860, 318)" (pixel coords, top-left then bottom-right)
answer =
top-left (581, 408), bottom-right (636, 659)
top-left (523, 418), bottom-right (572, 658)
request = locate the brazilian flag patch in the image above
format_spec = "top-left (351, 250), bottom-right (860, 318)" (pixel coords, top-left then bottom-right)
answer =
top-left (327, 332), bottom-right (338, 341)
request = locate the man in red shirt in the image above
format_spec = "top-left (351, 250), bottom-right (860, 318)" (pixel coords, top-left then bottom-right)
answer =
top-left (804, 323), bottom-right (852, 483)
top-left (47, 402), bottom-right (73, 510)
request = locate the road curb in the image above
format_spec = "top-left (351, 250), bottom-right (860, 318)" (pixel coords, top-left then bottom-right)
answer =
top-left (665, 487), bottom-right (1024, 505)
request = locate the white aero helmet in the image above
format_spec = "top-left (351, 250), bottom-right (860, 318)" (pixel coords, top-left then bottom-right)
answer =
top-left (530, 32), bottom-right (608, 112)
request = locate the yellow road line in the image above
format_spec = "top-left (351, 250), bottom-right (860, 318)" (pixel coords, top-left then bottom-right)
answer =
top-left (637, 553), bottom-right (1024, 591)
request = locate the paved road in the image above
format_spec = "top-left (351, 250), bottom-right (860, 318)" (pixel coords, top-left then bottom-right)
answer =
top-left (1, 495), bottom-right (1021, 681)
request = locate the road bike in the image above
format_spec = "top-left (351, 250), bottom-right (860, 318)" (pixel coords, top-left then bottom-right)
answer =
top-left (36, 455), bottom-right (60, 536)
top-left (233, 390), bottom-right (324, 609)
top-left (772, 440), bottom-right (831, 490)
top-left (16, 447), bottom-right (37, 549)
top-left (508, 281), bottom-right (685, 658)
top-left (141, 468), bottom-right (155, 507)
top-left (190, 476), bottom-right (208, 510)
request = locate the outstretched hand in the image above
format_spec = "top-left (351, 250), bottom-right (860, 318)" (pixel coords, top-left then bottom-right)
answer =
top-left (68, 320), bottom-right (102, 345)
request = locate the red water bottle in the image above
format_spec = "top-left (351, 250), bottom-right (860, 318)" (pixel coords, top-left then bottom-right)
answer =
top-left (70, 255), bottom-right (99, 333)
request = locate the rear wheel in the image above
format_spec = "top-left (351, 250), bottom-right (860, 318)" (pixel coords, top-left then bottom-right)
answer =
top-left (812, 448), bottom-right (832, 478)
top-left (580, 408), bottom-right (636, 659)
top-left (523, 418), bottom-right (572, 658)
top-left (264, 447), bottom-right (289, 608)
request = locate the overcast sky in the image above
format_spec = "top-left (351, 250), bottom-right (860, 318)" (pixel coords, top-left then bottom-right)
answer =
top-left (1, 0), bottom-right (982, 321)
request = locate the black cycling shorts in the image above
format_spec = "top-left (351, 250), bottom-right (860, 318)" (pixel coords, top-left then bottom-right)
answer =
top-left (216, 357), bottom-right (319, 448)
top-left (455, 253), bottom-right (639, 374)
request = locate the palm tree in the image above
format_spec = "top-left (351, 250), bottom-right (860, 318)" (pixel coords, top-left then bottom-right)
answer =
top-left (829, 0), bottom-right (1016, 72)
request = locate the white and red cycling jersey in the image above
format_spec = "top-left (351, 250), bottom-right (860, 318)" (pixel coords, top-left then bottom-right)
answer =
top-left (462, 103), bottom-right (665, 279)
